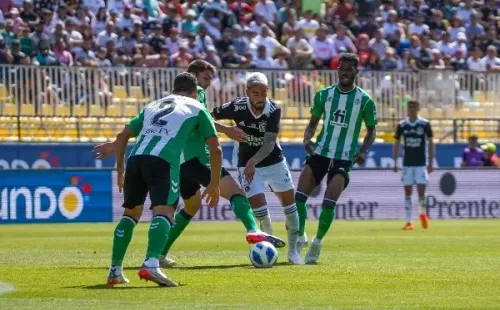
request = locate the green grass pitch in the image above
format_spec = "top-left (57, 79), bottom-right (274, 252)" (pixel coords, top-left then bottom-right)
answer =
top-left (1, 220), bottom-right (499, 309)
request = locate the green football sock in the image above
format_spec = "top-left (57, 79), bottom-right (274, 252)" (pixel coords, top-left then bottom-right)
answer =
top-left (316, 199), bottom-right (337, 240)
top-left (295, 191), bottom-right (308, 237)
top-left (111, 216), bottom-right (137, 266)
top-left (146, 216), bottom-right (172, 259)
top-left (230, 194), bottom-right (259, 232)
top-left (161, 209), bottom-right (192, 256)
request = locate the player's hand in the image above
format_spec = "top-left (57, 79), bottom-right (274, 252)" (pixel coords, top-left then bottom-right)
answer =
top-left (393, 165), bottom-right (398, 173)
top-left (244, 160), bottom-right (256, 183)
top-left (353, 152), bottom-right (366, 165)
top-left (303, 138), bottom-right (314, 156)
top-left (427, 165), bottom-right (433, 174)
top-left (92, 142), bottom-right (116, 159)
top-left (225, 126), bottom-right (247, 142)
top-left (117, 166), bottom-right (125, 193)
top-left (202, 182), bottom-right (220, 208)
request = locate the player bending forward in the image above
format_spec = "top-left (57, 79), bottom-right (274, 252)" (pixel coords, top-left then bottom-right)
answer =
top-left (393, 100), bottom-right (434, 230)
top-left (294, 53), bottom-right (378, 263)
top-left (106, 72), bottom-right (222, 287)
top-left (212, 72), bottom-right (303, 264)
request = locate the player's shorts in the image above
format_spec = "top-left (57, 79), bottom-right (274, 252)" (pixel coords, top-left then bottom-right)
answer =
top-left (402, 166), bottom-right (429, 186)
top-left (180, 157), bottom-right (231, 200)
top-left (122, 155), bottom-right (179, 210)
top-left (304, 154), bottom-right (351, 188)
top-left (237, 159), bottom-right (294, 198)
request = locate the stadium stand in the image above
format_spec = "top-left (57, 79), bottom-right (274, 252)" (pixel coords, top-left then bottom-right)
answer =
top-left (0, 0), bottom-right (499, 143)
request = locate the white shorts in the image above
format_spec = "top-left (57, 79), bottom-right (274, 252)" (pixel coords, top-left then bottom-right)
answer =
top-left (238, 159), bottom-right (294, 198)
top-left (402, 166), bottom-right (429, 186)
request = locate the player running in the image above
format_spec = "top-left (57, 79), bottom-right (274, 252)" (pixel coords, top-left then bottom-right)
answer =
top-left (212, 72), bottom-right (302, 265)
top-left (105, 72), bottom-right (222, 287)
top-left (95, 60), bottom-right (285, 268)
top-left (294, 53), bottom-right (378, 263)
top-left (393, 100), bottom-right (434, 230)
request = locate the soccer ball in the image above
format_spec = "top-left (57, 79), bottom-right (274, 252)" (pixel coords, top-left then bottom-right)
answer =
top-left (249, 241), bottom-right (278, 268)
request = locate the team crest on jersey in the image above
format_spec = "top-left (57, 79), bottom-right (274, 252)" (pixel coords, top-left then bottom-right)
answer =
top-left (258, 121), bottom-right (267, 132)
top-left (417, 127), bottom-right (424, 135)
top-left (355, 98), bottom-right (361, 105)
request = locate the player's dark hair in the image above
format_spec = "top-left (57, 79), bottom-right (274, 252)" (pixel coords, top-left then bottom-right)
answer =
top-left (187, 59), bottom-right (216, 75)
top-left (339, 53), bottom-right (359, 69)
top-left (407, 100), bottom-right (420, 107)
top-left (173, 72), bottom-right (198, 94)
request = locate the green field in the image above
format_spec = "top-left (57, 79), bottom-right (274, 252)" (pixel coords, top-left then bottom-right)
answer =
top-left (1, 220), bottom-right (499, 309)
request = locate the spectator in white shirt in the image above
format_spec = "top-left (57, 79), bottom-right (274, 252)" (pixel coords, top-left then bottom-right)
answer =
top-left (116, 5), bottom-right (137, 32)
top-left (195, 24), bottom-right (215, 54)
top-left (84, 0), bottom-right (106, 14)
top-left (467, 46), bottom-right (486, 71)
top-left (310, 26), bottom-right (337, 69)
top-left (455, 0), bottom-right (476, 24)
top-left (256, 25), bottom-right (289, 58)
top-left (96, 21), bottom-right (119, 48)
top-left (254, 0), bottom-right (277, 25)
top-left (429, 48), bottom-right (445, 69)
top-left (249, 13), bottom-right (276, 38)
top-left (483, 45), bottom-right (500, 71)
top-left (252, 45), bottom-right (275, 68)
top-left (455, 32), bottom-right (469, 57)
top-left (449, 16), bottom-right (467, 42)
top-left (286, 28), bottom-right (313, 69)
top-left (273, 51), bottom-right (289, 69)
top-left (382, 10), bottom-right (402, 40)
top-left (298, 10), bottom-right (319, 40)
top-left (408, 14), bottom-right (430, 36)
top-left (108, 0), bottom-right (129, 13)
top-left (438, 32), bottom-right (457, 56)
top-left (331, 24), bottom-right (356, 53)
top-left (369, 29), bottom-right (389, 59)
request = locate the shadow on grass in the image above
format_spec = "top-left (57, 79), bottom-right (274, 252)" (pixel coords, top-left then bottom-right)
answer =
top-left (65, 283), bottom-right (187, 290)
top-left (68, 262), bottom-right (292, 272)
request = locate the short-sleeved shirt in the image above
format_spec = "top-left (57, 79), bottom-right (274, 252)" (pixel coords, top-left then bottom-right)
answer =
top-left (212, 97), bottom-right (283, 168)
top-left (127, 94), bottom-right (217, 167)
top-left (182, 86), bottom-right (211, 165)
top-left (462, 147), bottom-right (485, 167)
top-left (311, 85), bottom-right (377, 160)
top-left (394, 117), bottom-right (433, 167)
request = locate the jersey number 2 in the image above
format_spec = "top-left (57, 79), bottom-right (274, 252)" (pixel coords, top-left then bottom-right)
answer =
top-left (152, 99), bottom-right (176, 126)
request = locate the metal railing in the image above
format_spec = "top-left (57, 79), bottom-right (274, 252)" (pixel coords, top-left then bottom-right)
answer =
top-left (1, 65), bottom-right (500, 119)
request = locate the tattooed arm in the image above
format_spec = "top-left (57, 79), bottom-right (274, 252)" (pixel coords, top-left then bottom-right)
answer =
top-left (248, 132), bottom-right (278, 166)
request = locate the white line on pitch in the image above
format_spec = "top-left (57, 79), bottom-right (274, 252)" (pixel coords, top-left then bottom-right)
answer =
top-left (0, 282), bottom-right (14, 296)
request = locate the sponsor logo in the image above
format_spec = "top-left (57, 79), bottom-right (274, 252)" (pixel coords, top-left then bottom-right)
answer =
top-left (0, 152), bottom-right (59, 170)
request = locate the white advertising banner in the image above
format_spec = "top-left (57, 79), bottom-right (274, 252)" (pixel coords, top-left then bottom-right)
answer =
top-left (112, 169), bottom-right (500, 222)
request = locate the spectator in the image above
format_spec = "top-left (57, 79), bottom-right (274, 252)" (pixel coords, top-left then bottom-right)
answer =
top-left (369, 29), bottom-right (389, 58)
top-left (97, 21), bottom-right (118, 48)
top-left (170, 42), bottom-right (192, 67)
top-left (332, 24), bottom-right (357, 53)
top-left (274, 50), bottom-right (288, 69)
top-left (215, 29), bottom-right (233, 55)
top-left (364, 48), bottom-right (383, 70)
top-left (116, 4), bottom-right (137, 32)
top-left (382, 10), bottom-right (403, 40)
top-left (221, 45), bottom-right (244, 68)
top-left (1, 19), bottom-right (17, 48)
top-left (249, 13), bottom-right (275, 38)
top-left (117, 28), bottom-right (137, 56)
top-left (286, 28), bottom-right (313, 69)
top-left (381, 47), bottom-right (398, 70)
top-left (53, 39), bottom-right (73, 66)
top-left (256, 25), bottom-right (288, 58)
top-left (298, 10), bottom-right (319, 40)
top-left (92, 7), bottom-right (109, 35)
top-left (10, 39), bottom-right (29, 65)
top-left (181, 9), bottom-right (199, 36)
top-left (254, 0), bottom-right (277, 25)
top-left (33, 39), bottom-right (60, 66)
top-left (462, 135), bottom-right (485, 167)
top-left (162, 4), bottom-right (181, 34)
top-left (344, 11), bottom-right (361, 37)
top-left (230, 0), bottom-right (253, 24)
top-left (428, 48), bottom-right (445, 69)
top-left (466, 13), bottom-right (485, 40)
top-left (149, 24), bottom-right (167, 54)
top-left (481, 0), bottom-right (499, 24)
top-left (360, 12), bottom-right (379, 38)
top-left (205, 45), bottom-right (222, 68)
top-left (482, 143), bottom-right (499, 167)
top-left (483, 45), bottom-right (500, 71)
top-left (332, 0), bottom-right (353, 21)
top-left (310, 26), bottom-right (336, 69)
top-left (230, 25), bottom-right (248, 56)
top-left (449, 16), bottom-right (466, 41)
top-left (252, 45), bottom-right (274, 68)
top-left (198, 9), bottom-right (222, 41)
top-left (75, 38), bottom-right (97, 66)
top-left (19, 27), bottom-right (34, 56)
top-left (451, 49), bottom-right (468, 71)
top-left (281, 14), bottom-right (299, 44)
top-left (409, 14), bottom-right (430, 36)
top-left (277, 0), bottom-right (296, 27)
top-left (467, 46), bottom-right (486, 71)
top-left (20, 0), bottom-right (39, 28)
top-left (455, 0), bottom-right (476, 24)
top-left (428, 9), bottom-right (447, 32)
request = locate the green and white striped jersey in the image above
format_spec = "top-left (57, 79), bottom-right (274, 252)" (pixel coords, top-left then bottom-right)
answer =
top-left (311, 85), bottom-right (377, 160)
top-left (127, 94), bottom-right (217, 166)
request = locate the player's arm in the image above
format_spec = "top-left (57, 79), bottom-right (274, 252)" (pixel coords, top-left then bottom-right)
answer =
top-left (249, 109), bottom-right (281, 166)
top-left (198, 109), bottom-right (222, 207)
top-left (211, 100), bottom-right (247, 142)
top-left (393, 123), bottom-right (402, 172)
top-left (355, 98), bottom-right (378, 164)
top-left (426, 122), bottom-right (435, 173)
top-left (93, 110), bottom-right (144, 159)
top-left (304, 91), bottom-right (325, 155)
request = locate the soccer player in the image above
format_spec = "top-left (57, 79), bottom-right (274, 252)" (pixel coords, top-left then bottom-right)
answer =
top-left (212, 72), bottom-right (302, 264)
top-left (105, 72), bottom-right (222, 287)
top-left (393, 100), bottom-right (434, 230)
top-left (294, 53), bottom-right (378, 263)
top-left (95, 60), bottom-right (285, 268)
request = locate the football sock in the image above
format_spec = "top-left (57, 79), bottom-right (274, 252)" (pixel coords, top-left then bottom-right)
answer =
top-left (146, 215), bottom-right (172, 260)
top-left (253, 205), bottom-right (273, 234)
top-left (295, 191), bottom-right (308, 237)
top-left (283, 203), bottom-right (299, 251)
top-left (111, 215), bottom-right (137, 267)
top-left (405, 195), bottom-right (413, 223)
top-left (419, 196), bottom-right (426, 214)
top-left (161, 209), bottom-right (192, 256)
top-left (230, 194), bottom-right (259, 232)
top-left (316, 199), bottom-right (337, 240)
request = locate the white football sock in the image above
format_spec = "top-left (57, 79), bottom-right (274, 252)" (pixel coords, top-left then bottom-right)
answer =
top-left (144, 258), bottom-right (159, 268)
top-left (283, 203), bottom-right (299, 253)
top-left (419, 196), bottom-right (426, 214)
top-left (405, 196), bottom-right (413, 223)
top-left (253, 206), bottom-right (272, 234)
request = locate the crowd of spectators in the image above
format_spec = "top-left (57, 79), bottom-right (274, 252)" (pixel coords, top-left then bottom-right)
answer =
top-left (1, 0), bottom-right (500, 72)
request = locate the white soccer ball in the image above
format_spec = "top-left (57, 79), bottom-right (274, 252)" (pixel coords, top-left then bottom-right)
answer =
top-left (249, 241), bottom-right (278, 268)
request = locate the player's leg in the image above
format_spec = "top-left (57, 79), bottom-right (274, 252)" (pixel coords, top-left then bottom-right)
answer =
top-left (108, 156), bottom-right (148, 286)
top-left (416, 166), bottom-right (430, 229)
top-left (402, 167), bottom-right (415, 230)
top-left (305, 160), bottom-right (350, 264)
top-left (267, 160), bottom-right (302, 264)
top-left (219, 170), bottom-right (286, 248)
top-left (138, 156), bottom-right (178, 287)
top-left (295, 156), bottom-right (330, 253)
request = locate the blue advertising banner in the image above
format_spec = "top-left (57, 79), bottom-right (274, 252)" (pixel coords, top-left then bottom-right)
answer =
top-left (0, 143), bottom-right (497, 169)
top-left (0, 170), bottom-right (113, 223)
